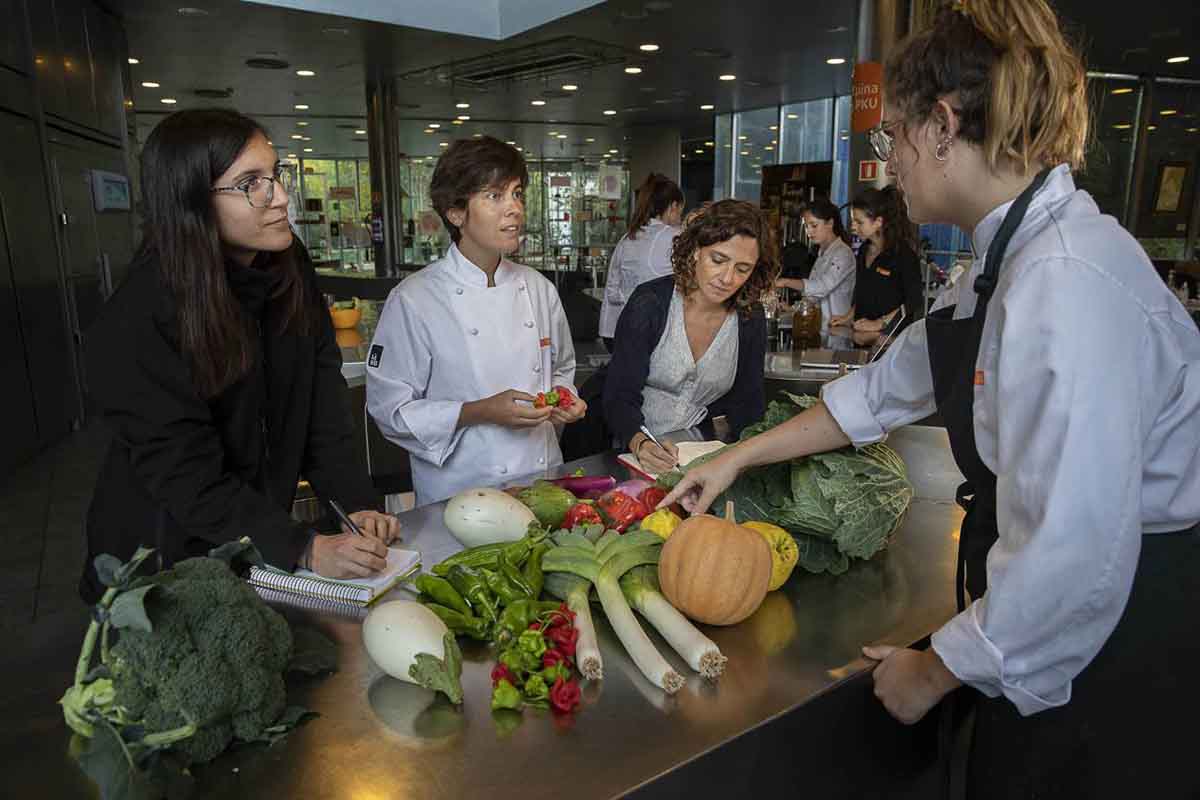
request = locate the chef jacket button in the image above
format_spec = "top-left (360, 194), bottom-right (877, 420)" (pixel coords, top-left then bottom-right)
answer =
top-left (533, 365), bottom-right (541, 373)
top-left (456, 288), bottom-right (464, 295)
top-left (519, 286), bottom-right (526, 292)
top-left (470, 327), bottom-right (479, 335)
top-left (538, 458), bottom-right (545, 465)
top-left (525, 321), bottom-right (534, 328)
top-left (500, 466), bottom-right (508, 474)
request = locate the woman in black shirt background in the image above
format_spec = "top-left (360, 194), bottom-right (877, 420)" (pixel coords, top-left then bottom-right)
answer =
top-left (832, 186), bottom-right (923, 343)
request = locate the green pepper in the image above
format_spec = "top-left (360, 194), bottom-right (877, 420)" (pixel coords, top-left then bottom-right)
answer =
top-left (499, 645), bottom-right (540, 674)
top-left (480, 567), bottom-right (525, 606)
top-left (445, 565), bottom-right (498, 623)
top-left (523, 674), bottom-right (549, 703)
top-left (523, 543), bottom-right (547, 599)
top-left (498, 550), bottom-right (535, 598)
top-left (541, 662), bottom-right (570, 685)
top-left (490, 679), bottom-right (522, 711)
top-left (517, 628), bottom-right (547, 661)
top-left (415, 574), bottom-right (472, 617)
top-left (422, 603), bottom-right (490, 640)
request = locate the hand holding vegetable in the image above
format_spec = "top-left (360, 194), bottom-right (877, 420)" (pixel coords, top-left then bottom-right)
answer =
top-left (307, 532), bottom-right (389, 577)
top-left (549, 395), bottom-right (587, 426)
top-left (460, 389), bottom-right (554, 429)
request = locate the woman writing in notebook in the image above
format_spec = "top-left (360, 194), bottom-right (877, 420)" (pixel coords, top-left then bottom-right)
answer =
top-left (82, 110), bottom-right (398, 604)
top-left (603, 200), bottom-right (779, 474)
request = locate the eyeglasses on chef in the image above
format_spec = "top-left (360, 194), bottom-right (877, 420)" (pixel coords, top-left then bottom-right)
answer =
top-left (211, 164), bottom-right (294, 208)
top-left (868, 120), bottom-right (901, 162)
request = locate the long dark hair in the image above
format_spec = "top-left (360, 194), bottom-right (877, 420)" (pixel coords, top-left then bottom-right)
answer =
top-left (628, 172), bottom-right (683, 240)
top-left (850, 186), bottom-right (915, 252)
top-left (805, 198), bottom-right (850, 246)
top-left (137, 108), bottom-right (312, 399)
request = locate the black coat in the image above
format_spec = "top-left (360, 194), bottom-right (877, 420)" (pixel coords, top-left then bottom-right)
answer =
top-left (81, 242), bottom-right (379, 602)
top-left (851, 240), bottom-right (924, 327)
top-left (602, 276), bottom-right (767, 448)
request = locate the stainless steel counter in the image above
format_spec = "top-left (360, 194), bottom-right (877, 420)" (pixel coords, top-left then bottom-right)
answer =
top-left (0, 426), bottom-right (964, 799)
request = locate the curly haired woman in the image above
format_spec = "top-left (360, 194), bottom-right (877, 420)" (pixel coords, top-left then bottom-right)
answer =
top-left (602, 199), bottom-right (780, 473)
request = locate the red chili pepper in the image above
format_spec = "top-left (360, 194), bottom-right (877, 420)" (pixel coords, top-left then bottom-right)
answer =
top-left (550, 677), bottom-right (582, 713)
top-left (533, 392), bottom-right (548, 409)
top-left (542, 648), bottom-right (569, 670)
top-left (562, 501), bottom-right (603, 529)
top-left (597, 490), bottom-right (649, 532)
top-left (490, 663), bottom-right (517, 687)
top-left (546, 624), bottom-right (579, 658)
top-left (554, 386), bottom-right (576, 409)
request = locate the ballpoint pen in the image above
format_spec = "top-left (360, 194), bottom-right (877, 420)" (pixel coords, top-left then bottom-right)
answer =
top-left (328, 499), bottom-right (365, 537)
top-left (638, 425), bottom-right (679, 469)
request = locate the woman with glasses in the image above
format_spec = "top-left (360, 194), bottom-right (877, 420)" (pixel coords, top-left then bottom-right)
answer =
top-left (664, 1), bottom-right (1199, 795)
top-left (774, 199), bottom-right (856, 329)
top-left (80, 109), bottom-right (398, 603)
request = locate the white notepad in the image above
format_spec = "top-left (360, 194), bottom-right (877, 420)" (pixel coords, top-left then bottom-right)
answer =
top-left (616, 440), bottom-right (727, 481)
top-left (248, 547), bottom-right (421, 607)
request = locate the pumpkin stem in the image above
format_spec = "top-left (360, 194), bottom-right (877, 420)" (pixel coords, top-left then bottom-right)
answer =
top-left (723, 500), bottom-right (735, 522)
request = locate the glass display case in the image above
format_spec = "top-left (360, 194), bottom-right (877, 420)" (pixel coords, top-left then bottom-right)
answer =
top-left (294, 158), bottom-right (375, 274)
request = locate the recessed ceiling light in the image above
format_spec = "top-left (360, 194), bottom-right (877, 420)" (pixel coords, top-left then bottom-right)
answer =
top-left (301, 136), bottom-right (311, 141)
top-left (557, 133), bottom-right (568, 139)
top-left (473, 133), bottom-right (482, 138)
top-left (1147, 125), bottom-right (1158, 131)
top-left (177, 7), bottom-right (209, 16)
top-left (768, 124), bottom-right (778, 131)
top-left (516, 147), bottom-right (523, 151)
top-left (740, 150), bottom-right (749, 155)
top-left (548, 130), bottom-right (559, 136)
top-left (1111, 87), bottom-right (1134, 95)
top-left (1160, 109), bottom-right (1178, 116)
top-left (296, 69), bottom-right (315, 77)
top-left (764, 146), bottom-right (773, 151)
top-left (585, 137), bottom-right (595, 143)
top-left (719, 74), bottom-right (736, 81)
top-left (294, 104), bottom-right (309, 110)
top-left (161, 97), bottom-right (177, 104)
top-left (439, 141), bottom-right (449, 147)
top-left (531, 99), bottom-right (547, 106)
top-left (457, 115), bottom-right (470, 120)
top-left (562, 84), bottom-right (578, 91)
top-left (694, 149), bottom-right (704, 154)
top-left (506, 140), bottom-right (516, 145)
top-left (625, 66), bottom-right (643, 75)
top-left (700, 105), bottom-right (716, 112)
top-left (287, 154), bottom-right (296, 159)
top-left (128, 57), bottom-right (139, 65)
top-left (429, 122), bottom-right (441, 128)
top-left (1112, 123), bottom-right (1133, 129)
top-left (456, 102), bottom-right (470, 109)
top-left (704, 141), bottom-right (714, 146)
top-left (291, 133), bottom-right (303, 139)
top-left (608, 149), bottom-right (619, 154)
top-left (296, 121), bottom-right (308, 126)
top-left (738, 135), bottom-right (748, 140)
top-left (1188, 127), bottom-right (1199, 133)
top-left (826, 57), bottom-right (846, 65)
top-left (639, 43), bottom-right (660, 52)
top-left (452, 119), bottom-right (463, 125)
top-left (1166, 56), bottom-right (1190, 64)
top-left (303, 147), bottom-right (313, 152)
top-left (424, 129), bottom-right (434, 134)
top-left (141, 81), bottom-right (159, 88)
top-left (603, 109), bottom-right (617, 115)
top-left (355, 129), bottom-right (366, 135)
top-left (786, 112), bottom-right (799, 119)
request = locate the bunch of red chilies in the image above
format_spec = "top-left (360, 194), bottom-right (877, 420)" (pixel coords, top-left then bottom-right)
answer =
top-left (489, 603), bottom-right (582, 715)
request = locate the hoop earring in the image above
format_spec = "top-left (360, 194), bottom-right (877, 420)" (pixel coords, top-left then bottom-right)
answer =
top-left (934, 136), bottom-right (953, 162)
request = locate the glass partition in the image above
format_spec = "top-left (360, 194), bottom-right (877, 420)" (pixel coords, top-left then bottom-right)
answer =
top-left (295, 157), bottom-right (374, 272)
top-left (780, 98), bottom-right (833, 164)
top-left (1075, 77), bottom-right (1141, 224)
top-left (714, 113), bottom-right (733, 200)
top-left (732, 106), bottom-right (781, 201)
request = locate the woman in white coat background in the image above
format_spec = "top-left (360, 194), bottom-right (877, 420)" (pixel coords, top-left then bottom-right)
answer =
top-left (366, 137), bottom-right (586, 505)
top-left (774, 198), bottom-right (856, 327)
top-left (598, 172), bottom-right (683, 350)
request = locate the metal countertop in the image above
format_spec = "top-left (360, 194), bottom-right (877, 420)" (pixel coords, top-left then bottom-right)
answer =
top-left (0, 426), bottom-right (963, 799)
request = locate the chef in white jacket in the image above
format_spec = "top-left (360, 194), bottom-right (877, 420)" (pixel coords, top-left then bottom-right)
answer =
top-left (775, 198), bottom-right (856, 326)
top-left (366, 137), bottom-right (586, 505)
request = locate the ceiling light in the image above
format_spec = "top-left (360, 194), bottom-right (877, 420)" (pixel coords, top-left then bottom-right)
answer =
top-left (561, 84), bottom-right (579, 92)
top-left (452, 119), bottom-right (463, 125)
top-left (303, 147), bottom-right (313, 152)
top-left (764, 146), bottom-right (773, 151)
top-left (740, 150), bottom-right (749, 155)
top-left (290, 134), bottom-right (303, 139)
top-left (426, 156), bottom-right (434, 160)
top-left (719, 74), bottom-right (736, 81)
top-left (786, 113), bottom-right (798, 119)
top-left (770, 139), bottom-right (777, 144)
top-left (1111, 87), bottom-right (1134, 95)
top-left (768, 124), bottom-right (778, 130)
top-left (1187, 127), bottom-right (1199, 133)
top-left (603, 109), bottom-right (617, 115)
top-left (639, 43), bottom-right (660, 52)
top-left (738, 135), bottom-right (748, 140)
top-left (585, 137), bottom-right (595, 143)
top-left (506, 140), bottom-right (516, 145)
top-left (1160, 109), bottom-right (1178, 116)
top-left (301, 136), bottom-right (311, 141)
top-left (296, 121), bottom-right (308, 126)
top-left (1166, 56), bottom-right (1190, 64)
top-left (428, 122), bottom-right (441, 128)
top-left (700, 104), bottom-right (715, 111)
top-left (531, 99), bottom-right (547, 106)
top-left (141, 81), bottom-right (159, 88)
top-left (625, 67), bottom-right (643, 75)
top-left (296, 69), bottom-right (315, 77)
top-left (608, 149), bottom-right (619, 154)
top-left (694, 149), bottom-right (704, 154)
top-left (287, 154), bottom-right (296, 159)
top-left (439, 142), bottom-right (449, 147)
top-left (548, 131), bottom-right (559, 136)
top-left (557, 134), bottom-right (568, 139)
top-left (161, 97), bottom-right (177, 104)
top-left (294, 104), bottom-right (309, 110)
top-left (457, 115), bottom-right (470, 120)
top-left (704, 141), bottom-right (714, 146)
top-left (354, 129), bottom-right (366, 135)
top-left (1147, 125), bottom-right (1157, 131)
top-left (456, 102), bottom-right (470, 109)
top-left (826, 57), bottom-right (846, 65)
top-left (516, 147), bottom-right (523, 151)
top-left (424, 129), bottom-right (434, 134)
top-left (1112, 123), bottom-right (1132, 129)
top-left (473, 133), bottom-right (482, 138)
top-left (128, 58), bottom-right (139, 65)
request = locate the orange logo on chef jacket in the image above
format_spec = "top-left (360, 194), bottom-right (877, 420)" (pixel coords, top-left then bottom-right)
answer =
top-left (974, 370), bottom-right (985, 386)
top-left (539, 337), bottom-right (551, 348)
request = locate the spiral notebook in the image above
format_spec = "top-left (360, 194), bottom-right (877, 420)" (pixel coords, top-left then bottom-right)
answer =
top-left (247, 547), bottom-right (421, 607)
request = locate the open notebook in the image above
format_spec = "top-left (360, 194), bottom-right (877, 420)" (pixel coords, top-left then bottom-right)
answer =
top-left (616, 440), bottom-right (727, 481)
top-left (247, 547), bottom-right (420, 607)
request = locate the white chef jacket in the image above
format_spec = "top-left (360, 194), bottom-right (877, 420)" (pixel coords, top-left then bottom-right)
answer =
top-left (821, 164), bottom-right (1200, 716)
top-left (599, 218), bottom-right (680, 339)
top-left (802, 237), bottom-right (856, 325)
top-left (366, 244), bottom-right (577, 506)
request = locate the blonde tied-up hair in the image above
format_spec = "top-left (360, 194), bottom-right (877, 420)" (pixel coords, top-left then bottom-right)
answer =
top-left (887, 0), bottom-right (1089, 175)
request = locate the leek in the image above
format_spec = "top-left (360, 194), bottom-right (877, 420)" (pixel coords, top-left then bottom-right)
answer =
top-left (620, 566), bottom-right (727, 679)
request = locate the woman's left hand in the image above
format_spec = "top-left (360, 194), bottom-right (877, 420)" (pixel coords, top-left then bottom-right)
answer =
top-left (550, 396), bottom-right (588, 425)
top-left (862, 645), bottom-right (961, 725)
top-left (346, 509), bottom-right (403, 544)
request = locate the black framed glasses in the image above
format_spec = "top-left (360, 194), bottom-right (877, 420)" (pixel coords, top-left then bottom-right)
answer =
top-left (868, 120), bottom-right (901, 162)
top-left (212, 164), bottom-right (294, 208)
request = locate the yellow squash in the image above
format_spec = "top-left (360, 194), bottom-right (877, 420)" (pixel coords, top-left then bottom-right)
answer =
top-left (742, 521), bottom-right (799, 591)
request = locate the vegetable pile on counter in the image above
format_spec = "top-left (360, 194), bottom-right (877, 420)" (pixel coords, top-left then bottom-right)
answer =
top-left (658, 393), bottom-right (914, 575)
top-left (60, 540), bottom-right (337, 800)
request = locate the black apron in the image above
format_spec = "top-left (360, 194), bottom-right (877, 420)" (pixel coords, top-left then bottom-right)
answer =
top-left (925, 170), bottom-right (1200, 799)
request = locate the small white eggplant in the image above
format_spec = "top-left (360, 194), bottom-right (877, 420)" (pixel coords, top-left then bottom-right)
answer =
top-left (443, 488), bottom-right (538, 548)
top-left (362, 601), bottom-right (463, 704)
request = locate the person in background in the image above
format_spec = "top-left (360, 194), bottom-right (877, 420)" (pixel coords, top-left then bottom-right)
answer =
top-left (830, 186), bottom-right (923, 342)
top-left (366, 137), bottom-right (587, 506)
top-left (775, 199), bottom-right (856, 327)
top-left (663, 0), bottom-right (1200, 795)
top-left (603, 200), bottom-right (779, 474)
top-left (82, 109), bottom-right (398, 603)
top-left (598, 173), bottom-right (684, 351)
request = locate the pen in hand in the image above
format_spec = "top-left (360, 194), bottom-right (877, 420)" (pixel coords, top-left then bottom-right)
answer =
top-left (328, 499), bottom-right (364, 537)
top-left (638, 425), bottom-right (679, 469)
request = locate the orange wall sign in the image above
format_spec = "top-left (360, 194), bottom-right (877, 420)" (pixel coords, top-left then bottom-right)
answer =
top-left (851, 62), bottom-right (884, 133)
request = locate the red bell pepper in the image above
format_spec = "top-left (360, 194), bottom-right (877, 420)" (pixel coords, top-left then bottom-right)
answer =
top-left (562, 501), bottom-right (603, 529)
top-left (597, 490), bottom-right (649, 532)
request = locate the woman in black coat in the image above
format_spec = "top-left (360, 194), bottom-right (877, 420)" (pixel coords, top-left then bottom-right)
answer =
top-left (81, 109), bottom-right (397, 603)
top-left (603, 200), bottom-right (780, 474)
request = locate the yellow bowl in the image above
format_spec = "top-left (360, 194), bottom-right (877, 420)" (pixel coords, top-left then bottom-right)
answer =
top-left (330, 306), bottom-right (362, 329)
top-left (335, 327), bottom-right (363, 348)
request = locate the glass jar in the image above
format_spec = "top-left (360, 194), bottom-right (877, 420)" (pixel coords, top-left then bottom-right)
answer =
top-left (792, 297), bottom-right (822, 350)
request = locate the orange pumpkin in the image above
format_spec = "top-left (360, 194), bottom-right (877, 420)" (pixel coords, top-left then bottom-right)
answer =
top-left (657, 501), bottom-right (772, 626)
